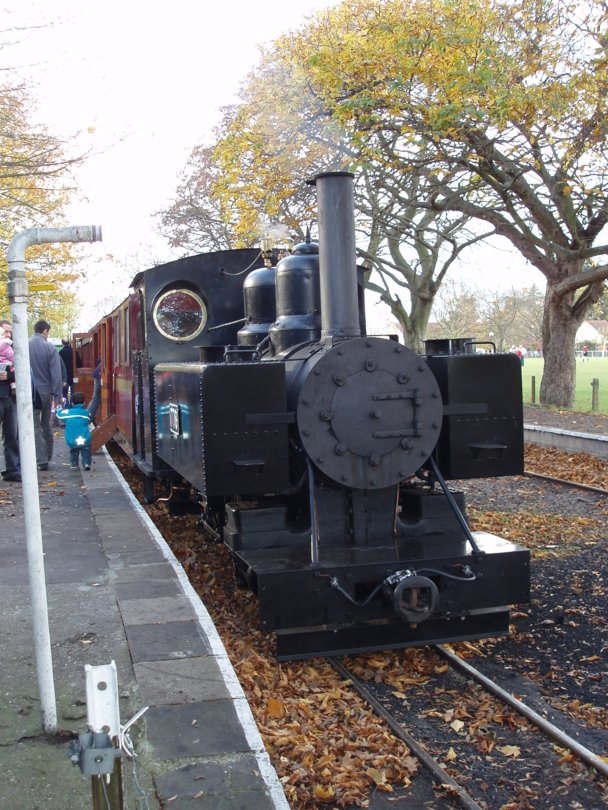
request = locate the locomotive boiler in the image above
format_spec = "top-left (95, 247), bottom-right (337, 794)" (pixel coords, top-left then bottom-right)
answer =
top-left (151, 172), bottom-right (530, 660)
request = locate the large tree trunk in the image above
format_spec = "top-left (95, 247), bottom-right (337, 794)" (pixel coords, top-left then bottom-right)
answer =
top-left (382, 290), bottom-right (433, 352)
top-left (539, 283), bottom-right (580, 408)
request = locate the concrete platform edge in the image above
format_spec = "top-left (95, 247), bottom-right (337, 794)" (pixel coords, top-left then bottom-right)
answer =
top-left (92, 448), bottom-right (290, 809)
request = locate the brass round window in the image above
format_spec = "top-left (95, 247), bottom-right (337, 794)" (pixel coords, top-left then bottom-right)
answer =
top-left (152, 288), bottom-right (207, 342)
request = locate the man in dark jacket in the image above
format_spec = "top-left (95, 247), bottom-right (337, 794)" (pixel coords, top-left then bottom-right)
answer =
top-left (58, 339), bottom-right (81, 403)
top-left (0, 318), bottom-right (20, 482)
top-left (29, 319), bottom-right (62, 471)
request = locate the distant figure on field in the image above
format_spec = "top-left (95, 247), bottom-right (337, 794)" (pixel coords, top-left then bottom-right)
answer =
top-left (29, 319), bottom-right (62, 471)
top-left (583, 344), bottom-right (589, 361)
top-left (56, 392), bottom-right (92, 470)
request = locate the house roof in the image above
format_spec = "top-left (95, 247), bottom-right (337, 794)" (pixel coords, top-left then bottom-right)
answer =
top-left (587, 320), bottom-right (608, 332)
top-left (576, 320), bottom-right (608, 342)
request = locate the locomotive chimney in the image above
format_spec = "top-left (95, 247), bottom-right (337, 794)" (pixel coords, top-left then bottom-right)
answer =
top-left (308, 172), bottom-right (361, 340)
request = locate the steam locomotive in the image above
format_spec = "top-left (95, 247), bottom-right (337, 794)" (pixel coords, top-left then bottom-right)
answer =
top-left (78, 172), bottom-right (530, 660)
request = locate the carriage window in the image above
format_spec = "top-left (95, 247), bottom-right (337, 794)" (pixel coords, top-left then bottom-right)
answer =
top-left (153, 289), bottom-right (207, 342)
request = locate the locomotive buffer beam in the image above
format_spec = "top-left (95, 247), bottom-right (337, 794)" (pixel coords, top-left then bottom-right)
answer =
top-left (274, 607), bottom-right (513, 661)
top-left (244, 532), bottom-right (530, 661)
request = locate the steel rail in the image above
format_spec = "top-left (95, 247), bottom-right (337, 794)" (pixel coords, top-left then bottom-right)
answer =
top-left (435, 644), bottom-right (608, 779)
top-left (330, 659), bottom-right (485, 810)
top-left (524, 470), bottom-right (608, 496)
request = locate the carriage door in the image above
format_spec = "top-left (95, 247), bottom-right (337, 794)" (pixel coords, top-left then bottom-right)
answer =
top-left (72, 332), bottom-right (95, 406)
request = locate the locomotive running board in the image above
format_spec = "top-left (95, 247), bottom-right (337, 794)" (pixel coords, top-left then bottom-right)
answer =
top-left (274, 608), bottom-right (511, 661)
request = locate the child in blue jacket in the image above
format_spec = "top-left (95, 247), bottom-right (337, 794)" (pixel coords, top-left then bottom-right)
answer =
top-left (56, 392), bottom-right (93, 470)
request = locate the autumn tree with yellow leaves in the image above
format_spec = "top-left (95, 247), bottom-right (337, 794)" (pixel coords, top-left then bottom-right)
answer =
top-left (0, 81), bottom-right (84, 330)
top-left (164, 0), bottom-right (608, 407)
top-left (275, 0), bottom-right (608, 407)
top-left (167, 57), bottom-right (493, 349)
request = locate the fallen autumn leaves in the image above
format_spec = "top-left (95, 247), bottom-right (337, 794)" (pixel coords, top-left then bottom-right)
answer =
top-left (110, 441), bottom-right (608, 808)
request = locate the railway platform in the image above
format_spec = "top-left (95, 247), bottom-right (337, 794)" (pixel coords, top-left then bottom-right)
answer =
top-left (0, 436), bottom-right (289, 810)
top-left (523, 405), bottom-right (608, 457)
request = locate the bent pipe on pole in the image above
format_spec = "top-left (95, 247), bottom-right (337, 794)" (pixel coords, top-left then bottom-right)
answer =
top-left (7, 225), bottom-right (102, 733)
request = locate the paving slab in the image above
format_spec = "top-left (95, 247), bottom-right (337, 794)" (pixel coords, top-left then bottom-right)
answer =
top-left (119, 594), bottom-right (196, 625)
top-left (146, 700), bottom-right (252, 758)
top-left (155, 757), bottom-right (278, 810)
top-left (134, 657), bottom-right (232, 704)
top-left (125, 620), bottom-right (212, 662)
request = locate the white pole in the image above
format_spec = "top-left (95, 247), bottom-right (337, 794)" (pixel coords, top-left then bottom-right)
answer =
top-left (7, 226), bottom-right (102, 732)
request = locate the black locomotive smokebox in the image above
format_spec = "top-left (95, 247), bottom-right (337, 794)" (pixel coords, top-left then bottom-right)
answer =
top-left (296, 337), bottom-right (443, 490)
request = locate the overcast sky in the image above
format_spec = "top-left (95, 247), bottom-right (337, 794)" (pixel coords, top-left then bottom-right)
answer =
top-left (3, 1), bottom-right (336, 257)
top-left (2, 0), bottom-right (536, 328)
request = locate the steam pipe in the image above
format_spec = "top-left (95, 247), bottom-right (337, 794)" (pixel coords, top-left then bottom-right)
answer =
top-left (7, 225), bottom-right (102, 733)
top-left (308, 172), bottom-right (360, 340)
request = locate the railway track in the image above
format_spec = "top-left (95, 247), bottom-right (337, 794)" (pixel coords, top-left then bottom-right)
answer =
top-left (333, 645), bottom-right (608, 809)
top-left (524, 469), bottom-right (608, 495)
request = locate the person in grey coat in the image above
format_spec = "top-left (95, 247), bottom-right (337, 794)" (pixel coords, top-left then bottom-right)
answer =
top-left (29, 319), bottom-right (63, 470)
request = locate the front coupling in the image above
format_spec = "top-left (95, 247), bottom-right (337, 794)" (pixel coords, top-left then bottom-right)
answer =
top-left (387, 572), bottom-right (439, 625)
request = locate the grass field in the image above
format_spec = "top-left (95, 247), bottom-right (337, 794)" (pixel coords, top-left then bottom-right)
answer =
top-left (521, 356), bottom-right (608, 414)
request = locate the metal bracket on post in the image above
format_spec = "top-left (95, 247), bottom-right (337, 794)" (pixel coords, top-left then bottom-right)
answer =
top-left (85, 661), bottom-right (120, 738)
top-left (69, 730), bottom-right (123, 776)
top-left (67, 661), bottom-right (149, 810)
top-left (83, 661), bottom-right (124, 809)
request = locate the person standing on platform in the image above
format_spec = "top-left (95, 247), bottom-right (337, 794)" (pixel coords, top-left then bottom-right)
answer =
top-left (53, 352), bottom-right (68, 426)
top-left (29, 319), bottom-right (62, 471)
top-left (0, 318), bottom-right (20, 482)
top-left (58, 338), bottom-right (81, 404)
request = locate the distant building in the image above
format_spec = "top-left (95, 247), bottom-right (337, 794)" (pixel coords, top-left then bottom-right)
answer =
top-left (575, 320), bottom-right (608, 353)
